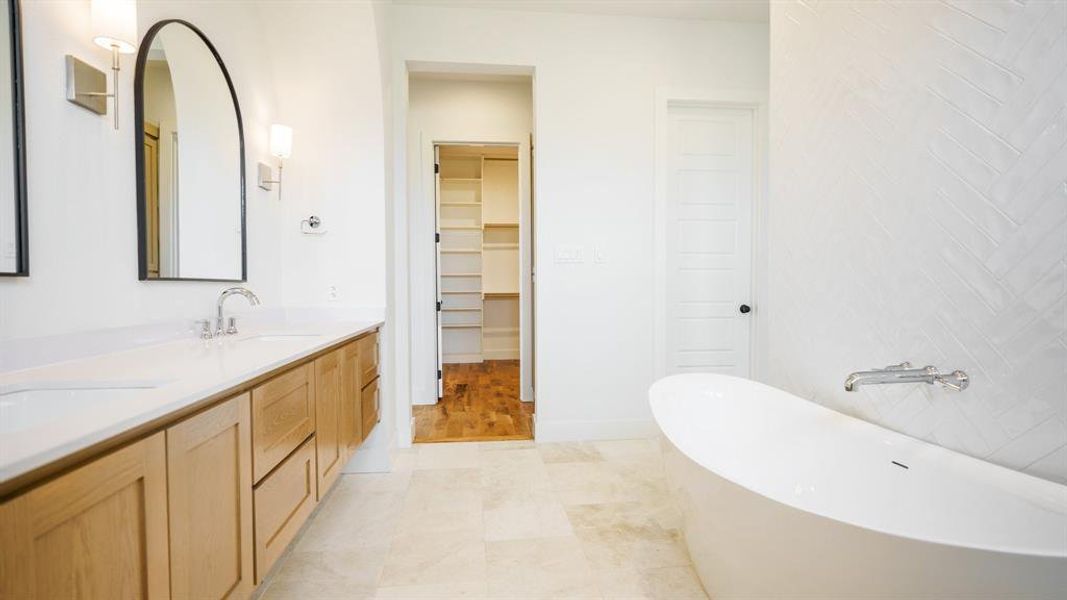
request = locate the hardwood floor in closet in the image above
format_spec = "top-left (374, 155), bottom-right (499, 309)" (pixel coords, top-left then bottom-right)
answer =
top-left (414, 360), bottom-right (533, 442)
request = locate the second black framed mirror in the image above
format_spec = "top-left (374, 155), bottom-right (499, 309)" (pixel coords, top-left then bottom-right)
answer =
top-left (134, 19), bottom-right (246, 282)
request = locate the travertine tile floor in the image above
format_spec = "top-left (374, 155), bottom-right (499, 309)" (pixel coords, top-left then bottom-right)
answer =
top-left (258, 439), bottom-right (708, 599)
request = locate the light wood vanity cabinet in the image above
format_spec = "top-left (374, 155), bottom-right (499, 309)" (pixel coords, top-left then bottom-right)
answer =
top-left (0, 433), bottom-right (171, 599)
top-left (167, 393), bottom-right (254, 600)
top-left (0, 327), bottom-right (381, 600)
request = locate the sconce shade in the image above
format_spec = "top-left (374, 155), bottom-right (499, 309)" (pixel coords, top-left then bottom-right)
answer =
top-left (270, 124), bottom-right (293, 159)
top-left (91, 0), bottom-right (137, 54)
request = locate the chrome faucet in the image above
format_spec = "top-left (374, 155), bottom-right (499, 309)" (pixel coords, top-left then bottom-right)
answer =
top-left (844, 362), bottom-right (969, 392)
top-left (214, 286), bottom-right (261, 336)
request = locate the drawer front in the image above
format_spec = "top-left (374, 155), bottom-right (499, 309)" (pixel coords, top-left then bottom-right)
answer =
top-left (360, 375), bottom-right (380, 441)
top-left (357, 331), bottom-right (379, 388)
top-left (253, 437), bottom-right (317, 582)
top-left (251, 363), bottom-right (316, 483)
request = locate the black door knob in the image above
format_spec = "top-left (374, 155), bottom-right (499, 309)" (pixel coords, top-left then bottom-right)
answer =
top-left (739, 304), bottom-right (751, 314)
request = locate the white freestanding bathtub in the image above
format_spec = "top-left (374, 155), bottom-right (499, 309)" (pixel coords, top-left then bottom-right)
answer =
top-left (650, 374), bottom-right (1067, 599)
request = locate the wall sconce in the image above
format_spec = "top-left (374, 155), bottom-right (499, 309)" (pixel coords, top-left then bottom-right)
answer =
top-left (258, 124), bottom-right (293, 199)
top-left (66, 0), bottom-right (137, 129)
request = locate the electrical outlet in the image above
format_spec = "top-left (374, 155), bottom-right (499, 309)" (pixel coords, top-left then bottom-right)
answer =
top-left (594, 246), bottom-right (607, 264)
top-left (327, 285), bottom-right (339, 302)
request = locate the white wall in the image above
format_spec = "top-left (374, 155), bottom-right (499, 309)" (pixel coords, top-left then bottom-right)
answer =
top-left (0, 0), bottom-right (284, 340)
top-left (406, 76), bottom-right (532, 406)
top-left (390, 5), bottom-right (769, 440)
top-left (255, 2), bottom-right (388, 312)
top-left (768, 1), bottom-right (1066, 482)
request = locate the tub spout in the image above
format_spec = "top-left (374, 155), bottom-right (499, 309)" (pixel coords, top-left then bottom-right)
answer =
top-left (844, 362), bottom-right (968, 392)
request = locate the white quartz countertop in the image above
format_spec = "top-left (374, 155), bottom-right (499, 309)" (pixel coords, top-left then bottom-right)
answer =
top-left (0, 319), bottom-right (383, 490)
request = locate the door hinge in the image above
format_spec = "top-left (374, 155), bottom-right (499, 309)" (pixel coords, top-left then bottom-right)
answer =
top-left (436, 301), bottom-right (442, 311)
top-left (437, 369), bottom-right (442, 380)
top-left (435, 232), bottom-right (440, 243)
top-left (434, 163), bottom-right (440, 174)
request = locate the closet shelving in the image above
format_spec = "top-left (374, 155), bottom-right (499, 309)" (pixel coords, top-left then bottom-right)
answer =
top-left (438, 150), bottom-right (520, 364)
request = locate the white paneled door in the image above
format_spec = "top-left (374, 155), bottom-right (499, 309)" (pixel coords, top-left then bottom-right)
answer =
top-left (666, 104), bottom-right (754, 376)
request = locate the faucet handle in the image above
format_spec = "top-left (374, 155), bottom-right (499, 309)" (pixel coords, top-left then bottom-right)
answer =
top-left (226, 316), bottom-right (239, 336)
top-left (883, 362), bottom-right (913, 370)
top-left (197, 320), bottom-right (214, 340)
top-left (936, 370), bottom-right (969, 392)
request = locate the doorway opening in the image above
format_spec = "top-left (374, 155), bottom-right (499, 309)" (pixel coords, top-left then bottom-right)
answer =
top-left (414, 143), bottom-right (533, 442)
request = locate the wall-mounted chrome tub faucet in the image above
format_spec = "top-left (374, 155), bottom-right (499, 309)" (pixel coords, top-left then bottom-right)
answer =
top-left (844, 362), bottom-right (969, 392)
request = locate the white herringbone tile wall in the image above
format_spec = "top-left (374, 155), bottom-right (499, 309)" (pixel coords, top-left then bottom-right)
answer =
top-left (768, 1), bottom-right (1066, 482)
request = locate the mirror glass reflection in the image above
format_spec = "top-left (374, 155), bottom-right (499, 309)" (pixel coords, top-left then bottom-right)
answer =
top-left (138, 21), bottom-right (244, 281)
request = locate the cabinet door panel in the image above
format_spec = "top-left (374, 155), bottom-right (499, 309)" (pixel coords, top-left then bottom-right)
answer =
top-left (0, 433), bottom-right (170, 599)
top-left (341, 340), bottom-right (363, 456)
top-left (251, 363), bottom-right (315, 482)
top-left (315, 349), bottom-right (343, 498)
top-left (167, 394), bottom-right (254, 600)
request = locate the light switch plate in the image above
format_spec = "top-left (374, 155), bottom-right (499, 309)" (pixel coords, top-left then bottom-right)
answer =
top-left (554, 244), bottom-right (585, 264)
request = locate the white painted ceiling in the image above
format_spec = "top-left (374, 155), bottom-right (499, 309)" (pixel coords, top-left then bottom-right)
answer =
top-left (392, 0), bottom-right (770, 23)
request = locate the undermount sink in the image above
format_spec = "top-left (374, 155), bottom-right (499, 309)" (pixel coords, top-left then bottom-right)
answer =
top-left (238, 333), bottom-right (323, 343)
top-left (0, 381), bottom-right (167, 435)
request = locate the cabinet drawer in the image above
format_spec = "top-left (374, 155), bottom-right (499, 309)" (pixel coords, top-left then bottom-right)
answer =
top-left (357, 331), bottom-right (379, 388)
top-left (361, 375), bottom-right (380, 441)
top-left (251, 363), bottom-right (316, 483)
top-left (253, 437), bottom-right (317, 582)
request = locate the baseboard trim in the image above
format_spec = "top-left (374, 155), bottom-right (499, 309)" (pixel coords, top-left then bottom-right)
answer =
top-left (443, 353), bottom-right (483, 363)
top-left (483, 349), bottom-right (519, 360)
top-left (534, 418), bottom-right (658, 442)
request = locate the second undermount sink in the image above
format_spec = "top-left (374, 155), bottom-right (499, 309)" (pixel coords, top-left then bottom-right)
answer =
top-left (238, 333), bottom-right (323, 343)
top-left (0, 381), bottom-right (169, 435)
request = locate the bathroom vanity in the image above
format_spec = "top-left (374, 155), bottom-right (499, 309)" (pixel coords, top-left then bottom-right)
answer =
top-left (0, 322), bottom-right (382, 599)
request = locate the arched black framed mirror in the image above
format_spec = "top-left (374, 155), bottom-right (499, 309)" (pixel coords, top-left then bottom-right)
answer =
top-left (0, 0), bottom-right (27, 277)
top-left (134, 19), bottom-right (246, 282)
